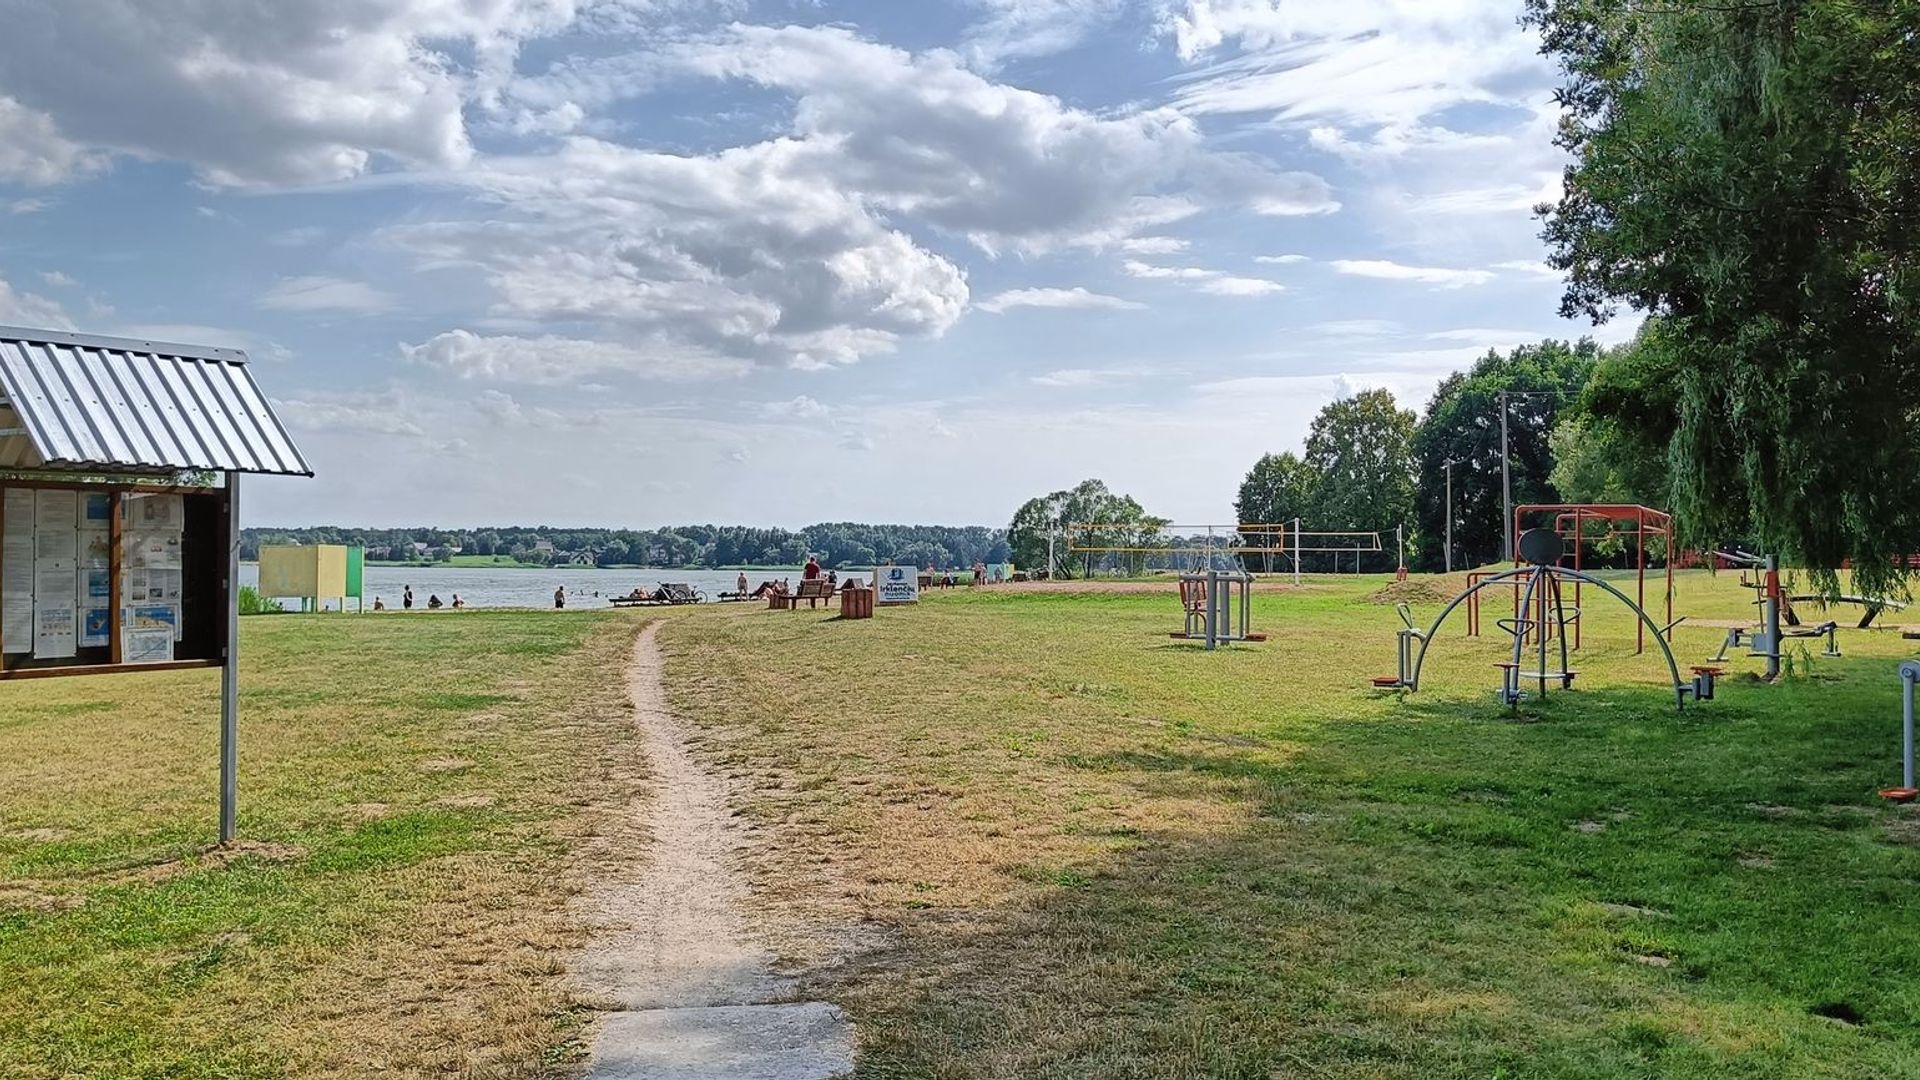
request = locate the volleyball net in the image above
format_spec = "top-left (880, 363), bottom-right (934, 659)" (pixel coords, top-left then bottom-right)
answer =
top-left (1062, 523), bottom-right (1385, 571)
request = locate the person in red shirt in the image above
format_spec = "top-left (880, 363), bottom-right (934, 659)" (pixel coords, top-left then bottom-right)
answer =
top-left (802, 556), bottom-right (822, 581)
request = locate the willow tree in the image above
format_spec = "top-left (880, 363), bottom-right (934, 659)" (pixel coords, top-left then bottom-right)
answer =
top-left (1527, 0), bottom-right (1920, 594)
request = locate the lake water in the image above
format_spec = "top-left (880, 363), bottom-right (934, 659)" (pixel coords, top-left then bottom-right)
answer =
top-left (239, 564), bottom-right (804, 610)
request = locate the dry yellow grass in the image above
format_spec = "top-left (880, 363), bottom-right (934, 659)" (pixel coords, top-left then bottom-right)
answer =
top-left (658, 570), bottom-right (1920, 1078)
top-left (0, 609), bottom-right (659, 1079)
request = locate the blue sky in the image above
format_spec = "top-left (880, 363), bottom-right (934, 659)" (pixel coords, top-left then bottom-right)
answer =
top-left (0, 0), bottom-right (1635, 529)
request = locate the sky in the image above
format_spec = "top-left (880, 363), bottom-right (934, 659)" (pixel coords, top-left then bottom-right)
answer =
top-left (0, 0), bottom-right (1637, 530)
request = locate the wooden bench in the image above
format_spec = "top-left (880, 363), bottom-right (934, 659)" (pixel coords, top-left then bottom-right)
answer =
top-left (777, 579), bottom-right (834, 610)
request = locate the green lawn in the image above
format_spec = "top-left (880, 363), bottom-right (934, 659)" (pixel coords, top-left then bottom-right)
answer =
top-left (661, 571), bottom-right (1920, 1078)
top-left (5, 572), bottom-right (1917, 1078)
top-left (0, 610), bottom-right (647, 1079)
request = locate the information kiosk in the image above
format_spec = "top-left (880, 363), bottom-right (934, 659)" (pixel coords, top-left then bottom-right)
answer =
top-left (0, 325), bottom-right (312, 843)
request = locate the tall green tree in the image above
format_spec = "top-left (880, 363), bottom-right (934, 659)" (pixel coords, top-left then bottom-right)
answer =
top-left (1235, 452), bottom-right (1320, 572)
top-left (1527, 0), bottom-right (1920, 593)
top-left (1301, 389), bottom-right (1416, 571)
top-left (1549, 328), bottom-right (1678, 508)
top-left (1005, 479), bottom-right (1163, 579)
top-left (1410, 340), bottom-right (1600, 571)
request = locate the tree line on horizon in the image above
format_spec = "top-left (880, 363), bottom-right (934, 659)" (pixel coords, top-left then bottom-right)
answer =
top-left (239, 523), bottom-right (1011, 570)
top-left (1003, 337), bottom-right (1643, 578)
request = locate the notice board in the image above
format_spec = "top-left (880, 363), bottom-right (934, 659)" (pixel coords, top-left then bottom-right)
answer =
top-left (0, 480), bottom-right (232, 678)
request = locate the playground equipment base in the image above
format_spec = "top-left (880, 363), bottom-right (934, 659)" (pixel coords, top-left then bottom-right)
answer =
top-left (1879, 787), bottom-right (1919, 803)
top-left (1169, 632), bottom-right (1269, 642)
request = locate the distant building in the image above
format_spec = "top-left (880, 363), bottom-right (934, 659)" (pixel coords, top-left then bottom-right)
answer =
top-left (532, 539), bottom-right (556, 555)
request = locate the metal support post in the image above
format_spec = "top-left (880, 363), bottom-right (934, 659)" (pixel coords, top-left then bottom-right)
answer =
top-left (1500, 391), bottom-right (1513, 561)
top-left (1762, 554), bottom-right (1782, 680)
top-left (221, 472), bottom-right (240, 845)
top-left (1205, 569), bottom-right (1220, 650)
top-left (1902, 662), bottom-right (1919, 791)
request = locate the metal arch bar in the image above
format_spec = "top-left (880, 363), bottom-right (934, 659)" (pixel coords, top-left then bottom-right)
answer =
top-left (1408, 565), bottom-right (1689, 709)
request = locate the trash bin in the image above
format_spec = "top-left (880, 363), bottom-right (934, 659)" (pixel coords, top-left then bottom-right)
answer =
top-left (840, 585), bottom-right (874, 620)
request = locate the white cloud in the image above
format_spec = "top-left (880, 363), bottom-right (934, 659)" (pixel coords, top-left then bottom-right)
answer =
top-left (1426, 327), bottom-right (1545, 344)
top-left (469, 388), bottom-right (582, 430)
top-left (7, 196), bottom-right (53, 215)
top-left (1123, 260), bottom-right (1282, 297)
top-left (762, 395), bottom-right (832, 419)
top-left (390, 137), bottom-right (970, 373)
top-left (402, 328), bottom-right (751, 385)
top-left (1030, 368), bottom-right (1134, 387)
top-left (269, 226), bottom-right (327, 247)
top-left (1331, 259), bottom-right (1494, 288)
top-left (1254, 253), bottom-right (1307, 264)
top-left (1494, 260), bottom-right (1562, 280)
top-left (38, 271), bottom-right (74, 288)
top-left (272, 389), bottom-right (428, 438)
top-left (0, 96), bottom-right (100, 184)
top-left (1120, 236), bottom-right (1191, 255)
top-left (1310, 318), bottom-right (1402, 337)
top-left (0, 274), bottom-right (73, 329)
top-left (1123, 260), bottom-right (1218, 281)
top-left (551, 23), bottom-right (1336, 252)
top-left (1407, 172), bottom-right (1562, 216)
top-left (1197, 275), bottom-right (1285, 296)
top-left (0, 1), bottom-right (702, 187)
top-left (258, 275), bottom-right (395, 314)
top-left (979, 287), bottom-right (1145, 313)
top-left (962, 0), bottom-right (1127, 68)
top-left (380, 23), bottom-right (1337, 375)
top-left (1160, 1), bottom-right (1545, 135)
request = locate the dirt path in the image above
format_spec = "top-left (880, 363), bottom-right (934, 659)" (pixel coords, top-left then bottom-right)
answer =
top-left (579, 622), bottom-right (852, 1079)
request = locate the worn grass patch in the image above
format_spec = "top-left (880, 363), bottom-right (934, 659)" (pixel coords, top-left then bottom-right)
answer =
top-left (0, 609), bottom-right (650, 1079)
top-left (660, 570), bottom-right (1920, 1079)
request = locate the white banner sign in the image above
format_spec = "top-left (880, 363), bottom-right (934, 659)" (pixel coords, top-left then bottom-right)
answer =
top-left (873, 565), bottom-right (920, 605)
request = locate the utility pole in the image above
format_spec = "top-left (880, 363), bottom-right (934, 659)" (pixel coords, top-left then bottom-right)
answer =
top-left (1443, 458), bottom-right (1454, 573)
top-left (1499, 391), bottom-right (1513, 561)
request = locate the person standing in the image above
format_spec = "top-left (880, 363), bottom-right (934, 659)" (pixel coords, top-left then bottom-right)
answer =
top-left (554, 585), bottom-right (566, 609)
top-left (736, 571), bottom-right (749, 595)
top-left (403, 586), bottom-right (414, 610)
top-left (802, 555), bottom-right (822, 581)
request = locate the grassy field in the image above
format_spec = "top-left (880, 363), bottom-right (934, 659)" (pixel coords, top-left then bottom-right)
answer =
top-left (0, 610), bottom-right (649, 1079)
top-left (660, 570), bottom-right (1920, 1078)
top-left (5, 571), bottom-right (1918, 1078)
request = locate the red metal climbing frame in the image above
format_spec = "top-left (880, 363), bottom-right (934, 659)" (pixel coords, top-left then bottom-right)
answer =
top-left (1466, 504), bottom-right (1676, 654)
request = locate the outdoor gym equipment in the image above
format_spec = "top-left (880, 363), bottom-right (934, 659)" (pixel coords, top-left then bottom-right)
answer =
top-left (1466, 505), bottom-right (1677, 655)
top-left (1371, 603), bottom-right (1425, 690)
top-left (1709, 549), bottom-right (1857, 678)
top-left (1391, 527), bottom-right (1694, 711)
top-left (1883, 662), bottom-right (1920, 802)
top-left (1172, 569), bottom-right (1267, 649)
top-left (1783, 592), bottom-right (1906, 629)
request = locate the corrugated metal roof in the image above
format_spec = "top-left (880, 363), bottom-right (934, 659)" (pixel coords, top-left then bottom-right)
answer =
top-left (0, 326), bottom-right (311, 477)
